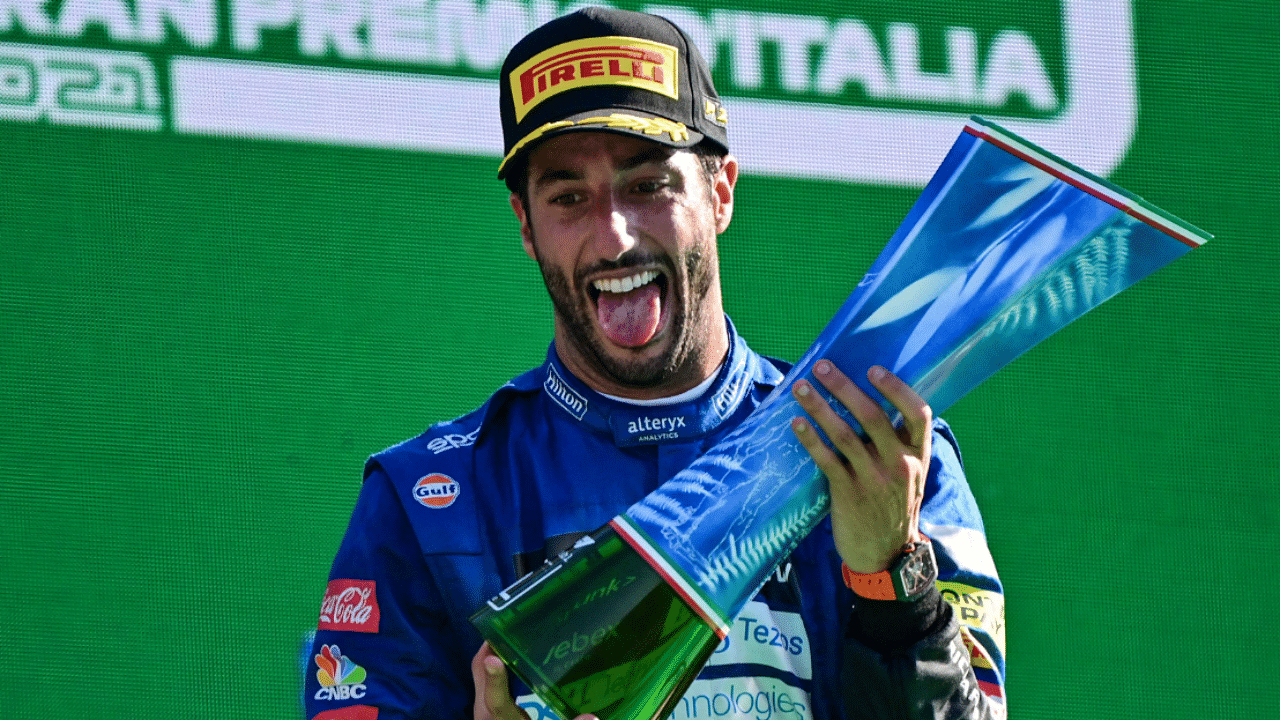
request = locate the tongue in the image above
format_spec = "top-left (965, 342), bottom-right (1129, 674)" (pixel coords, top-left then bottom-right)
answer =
top-left (597, 282), bottom-right (662, 347)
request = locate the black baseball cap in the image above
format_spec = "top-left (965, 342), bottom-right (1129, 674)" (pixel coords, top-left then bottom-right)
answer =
top-left (497, 7), bottom-right (729, 182)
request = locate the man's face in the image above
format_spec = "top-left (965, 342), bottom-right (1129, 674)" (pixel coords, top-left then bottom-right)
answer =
top-left (510, 132), bottom-right (737, 396)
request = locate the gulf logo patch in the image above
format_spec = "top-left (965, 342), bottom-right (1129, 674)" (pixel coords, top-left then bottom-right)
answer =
top-left (413, 473), bottom-right (460, 509)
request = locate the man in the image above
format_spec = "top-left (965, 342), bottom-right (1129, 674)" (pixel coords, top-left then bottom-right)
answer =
top-left (306, 8), bottom-right (1005, 720)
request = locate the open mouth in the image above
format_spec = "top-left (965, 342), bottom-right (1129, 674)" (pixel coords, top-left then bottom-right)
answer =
top-left (587, 269), bottom-right (670, 348)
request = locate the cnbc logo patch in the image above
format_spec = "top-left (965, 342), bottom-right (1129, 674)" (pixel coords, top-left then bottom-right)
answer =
top-left (313, 644), bottom-right (368, 701)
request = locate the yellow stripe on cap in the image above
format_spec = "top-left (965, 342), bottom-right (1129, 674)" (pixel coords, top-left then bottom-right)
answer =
top-left (508, 36), bottom-right (679, 123)
top-left (498, 114), bottom-right (690, 174)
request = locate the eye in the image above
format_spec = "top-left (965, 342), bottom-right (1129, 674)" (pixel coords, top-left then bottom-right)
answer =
top-left (633, 178), bottom-right (667, 194)
top-left (548, 191), bottom-right (582, 206)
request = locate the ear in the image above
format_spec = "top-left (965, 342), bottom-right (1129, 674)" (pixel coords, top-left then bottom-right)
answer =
top-left (510, 192), bottom-right (536, 261)
top-left (712, 155), bottom-right (739, 234)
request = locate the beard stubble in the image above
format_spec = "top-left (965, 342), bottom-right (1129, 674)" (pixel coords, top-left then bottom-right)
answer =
top-left (532, 235), bottom-right (719, 389)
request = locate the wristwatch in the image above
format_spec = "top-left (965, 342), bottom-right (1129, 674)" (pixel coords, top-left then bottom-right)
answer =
top-left (842, 536), bottom-right (937, 601)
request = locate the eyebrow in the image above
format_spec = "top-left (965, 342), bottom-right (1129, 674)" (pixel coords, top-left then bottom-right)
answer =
top-left (531, 145), bottom-right (679, 189)
top-left (621, 145), bottom-right (677, 171)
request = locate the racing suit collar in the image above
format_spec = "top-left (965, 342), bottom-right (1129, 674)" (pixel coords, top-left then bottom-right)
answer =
top-left (541, 317), bottom-right (757, 447)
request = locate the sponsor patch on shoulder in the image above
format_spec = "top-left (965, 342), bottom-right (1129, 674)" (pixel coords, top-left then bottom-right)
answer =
top-left (319, 579), bottom-right (379, 633)
top-left (311, 705), bottom-right (378, 720)
top-left (413, 473), bottom-right (460, 509)
top-left (936, 581), bottom-right (1006, 655)
top-left (427, 428), bottom-right (479, 454)
top-left (313, 644), bottom-right (369, 702)
top-left (959, 627), bottom-right (1006, 717)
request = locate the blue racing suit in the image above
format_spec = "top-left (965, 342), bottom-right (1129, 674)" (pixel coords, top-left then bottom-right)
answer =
top-left (305, 320), bottom-right (1006, 720)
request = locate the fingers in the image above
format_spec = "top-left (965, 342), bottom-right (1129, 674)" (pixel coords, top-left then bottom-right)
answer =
top-left (471, 643), bottom-right (529, 720)
top-left (863, 365), bottom-right (933, 453)
top-left (791, 361), bottom-right (932, 572)
top-left (792, 381), bottom-right (870, 485)
top-left (481, 653), bottom-right (513, 718)
top-left (791, 403), bottom-right (860, 486)
top-left (794, 361), bottom-right (931, 452)
top-left (471, 644), bottom-right (600, 720)
top-left (791, 362), bottom-right (883, 467)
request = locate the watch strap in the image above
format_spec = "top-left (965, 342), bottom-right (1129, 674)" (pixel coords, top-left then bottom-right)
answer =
top-left (842, 537), bottom-right (934, 601)
top-left (842, 563), bottom-right (897, 600)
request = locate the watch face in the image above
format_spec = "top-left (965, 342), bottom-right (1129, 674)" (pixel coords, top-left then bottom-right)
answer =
top-left (899, 542), bottom-right (938, 598)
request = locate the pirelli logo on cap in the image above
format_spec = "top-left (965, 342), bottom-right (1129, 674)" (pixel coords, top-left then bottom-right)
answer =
top-left (510, 36), bottom-right (679, 122)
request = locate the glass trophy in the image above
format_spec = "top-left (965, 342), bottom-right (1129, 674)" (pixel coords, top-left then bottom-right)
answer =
top-left (471, 117), bottom-right (1210, 720)
top-left (471, 524), bottom-right (717, 719)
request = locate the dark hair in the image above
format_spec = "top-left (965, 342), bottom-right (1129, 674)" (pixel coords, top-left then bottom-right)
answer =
top-left (691, 141), bottom-right (727, 185)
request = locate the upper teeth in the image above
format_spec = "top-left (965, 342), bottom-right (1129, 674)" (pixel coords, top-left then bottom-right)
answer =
top-left (594, 270), bottom-right (659, 294)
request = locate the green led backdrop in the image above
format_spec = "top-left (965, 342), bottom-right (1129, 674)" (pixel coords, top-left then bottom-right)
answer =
top-left (1, 0), bottom-right (1276, 717)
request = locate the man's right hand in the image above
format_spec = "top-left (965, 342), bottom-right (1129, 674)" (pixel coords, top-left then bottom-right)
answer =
top-left (471, 643), bottom-right (597, 720)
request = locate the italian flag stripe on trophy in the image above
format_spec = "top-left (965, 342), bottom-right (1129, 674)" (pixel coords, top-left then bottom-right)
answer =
top-left (471, 116), bottom-right (1210, 720)
top-left (609, 515), bottom-right (732, 640)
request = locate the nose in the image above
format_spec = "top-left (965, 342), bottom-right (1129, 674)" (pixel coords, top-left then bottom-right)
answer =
top-left (589, 192), bottom-right (639, 261)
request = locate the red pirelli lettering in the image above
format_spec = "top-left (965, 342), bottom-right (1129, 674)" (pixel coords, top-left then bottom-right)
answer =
top-left (519, 45), bottom-right (668, 104)
top-left (549, 65), bottom-right (575, 85)
top-left (630, 61), bottom-right (662, 83)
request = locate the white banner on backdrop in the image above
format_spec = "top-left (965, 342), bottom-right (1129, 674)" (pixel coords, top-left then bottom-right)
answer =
top-left (4, 0), bottom-right (1135, 186)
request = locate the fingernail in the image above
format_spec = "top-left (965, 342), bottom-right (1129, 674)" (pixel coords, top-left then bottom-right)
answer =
top-left (485, 657), bottom-right (502, 675)
top-left (815, 360), bottom-right (832, 375)
top-left (791, 418), bottom-right (807, 433)
top-left (869, 366), bottom-right (886, 381)
top-left (794, 381), bottom-right (810, 397)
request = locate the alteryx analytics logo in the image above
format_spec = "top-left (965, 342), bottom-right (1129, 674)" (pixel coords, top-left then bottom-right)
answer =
top-left (0, 0), bottom-right (1134, 186)
top-left (313, 644), bottom-right (368, 701)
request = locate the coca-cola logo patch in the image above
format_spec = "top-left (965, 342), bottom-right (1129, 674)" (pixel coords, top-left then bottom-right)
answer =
top-left (318, 579), bottom-right (380, 633)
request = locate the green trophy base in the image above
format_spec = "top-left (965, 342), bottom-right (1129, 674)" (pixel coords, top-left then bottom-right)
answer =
top-left (472, 524), bottom-right (719, 720)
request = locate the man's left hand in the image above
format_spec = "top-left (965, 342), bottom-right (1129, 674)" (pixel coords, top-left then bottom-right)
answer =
top-left (790, 360), bottom-right (932, 574)
top-left (471, 643), bottom-right (598, 720)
